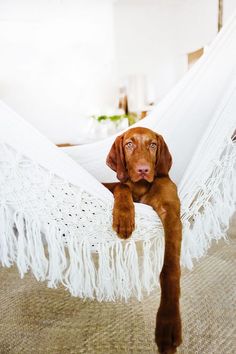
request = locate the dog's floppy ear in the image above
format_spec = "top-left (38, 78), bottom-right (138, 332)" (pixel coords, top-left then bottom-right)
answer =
top-left (106, 134), bottom-right (128, 182)
top-left (155, 135), bottom-right (172, 177)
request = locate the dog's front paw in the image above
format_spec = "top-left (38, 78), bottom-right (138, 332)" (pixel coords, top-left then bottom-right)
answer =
top-left (155, 305), bottom-right (182, 354)
top-left (112, 207), bottom-right (135, 239)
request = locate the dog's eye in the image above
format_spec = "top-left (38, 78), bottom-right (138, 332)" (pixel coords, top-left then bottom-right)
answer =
top-left (150, 143), bottom-right (157, 149)
top-left (126, 142), bottom-right (133, 149)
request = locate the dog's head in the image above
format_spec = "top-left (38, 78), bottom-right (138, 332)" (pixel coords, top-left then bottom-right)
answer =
top-left (106, 127), bottom-right (172, 183)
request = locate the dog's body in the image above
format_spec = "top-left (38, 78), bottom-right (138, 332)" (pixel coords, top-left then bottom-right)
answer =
top-left (104, 127), bottom-right (182, 354)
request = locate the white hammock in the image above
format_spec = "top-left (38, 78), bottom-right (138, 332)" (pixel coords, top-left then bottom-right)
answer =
top-left (0, 14), bottom-right (236, 301)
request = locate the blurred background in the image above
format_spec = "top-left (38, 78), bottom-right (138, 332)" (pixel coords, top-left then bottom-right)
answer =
top-left (0, 0), bottom-right (236, 144)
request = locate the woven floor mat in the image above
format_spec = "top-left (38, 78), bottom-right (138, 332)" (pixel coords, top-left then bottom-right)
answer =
top-left (0, 215), bottom-right (235, 354)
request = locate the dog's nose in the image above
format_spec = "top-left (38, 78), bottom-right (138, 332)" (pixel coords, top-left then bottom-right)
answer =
top-left (137, 165), bottom-right (150, 174)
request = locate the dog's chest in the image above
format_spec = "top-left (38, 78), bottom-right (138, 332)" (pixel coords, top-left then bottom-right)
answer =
top-left (131, 183), bottom-right (151, 203)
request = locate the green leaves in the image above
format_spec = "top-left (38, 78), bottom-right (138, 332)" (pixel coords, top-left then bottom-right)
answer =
top-left (93, 113), bottom-right (138, 126)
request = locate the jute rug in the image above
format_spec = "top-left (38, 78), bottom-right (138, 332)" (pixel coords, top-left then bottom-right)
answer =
top-left (0, 215), bottom-right (235, 354)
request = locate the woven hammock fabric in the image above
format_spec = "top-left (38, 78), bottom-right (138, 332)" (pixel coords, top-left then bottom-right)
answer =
top-left (0, 14), bottom-right (236, 301)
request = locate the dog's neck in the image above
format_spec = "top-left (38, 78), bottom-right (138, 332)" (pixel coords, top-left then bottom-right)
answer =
top-left (125, 179), bottom-right (152, 202)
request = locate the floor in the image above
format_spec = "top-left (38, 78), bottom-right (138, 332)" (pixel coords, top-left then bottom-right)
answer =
top-left (0, 214), bottom-right (235, 354)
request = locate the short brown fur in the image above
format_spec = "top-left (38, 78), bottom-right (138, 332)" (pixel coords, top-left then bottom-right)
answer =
top-left (104, 127), bottom-right (182, 354)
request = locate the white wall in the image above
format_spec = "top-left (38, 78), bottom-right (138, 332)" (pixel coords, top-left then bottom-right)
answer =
top-left (1, 0), bottom-right (232, 143)
top-left (114, 0), bottom-right (218, 105)
top-left (223, 0), bottom-right (236, 24)
top-left (0, 0), bottom-right (116, 143)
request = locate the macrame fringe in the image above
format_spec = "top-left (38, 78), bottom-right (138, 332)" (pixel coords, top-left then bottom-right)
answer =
top-left (181, 137), bottom-right (236, 269)
top-left (0, 206), bottom-right (164, 301)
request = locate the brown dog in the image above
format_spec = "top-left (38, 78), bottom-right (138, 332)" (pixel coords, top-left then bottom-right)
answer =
top-left (104, 127), bottom-right (182, 354)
